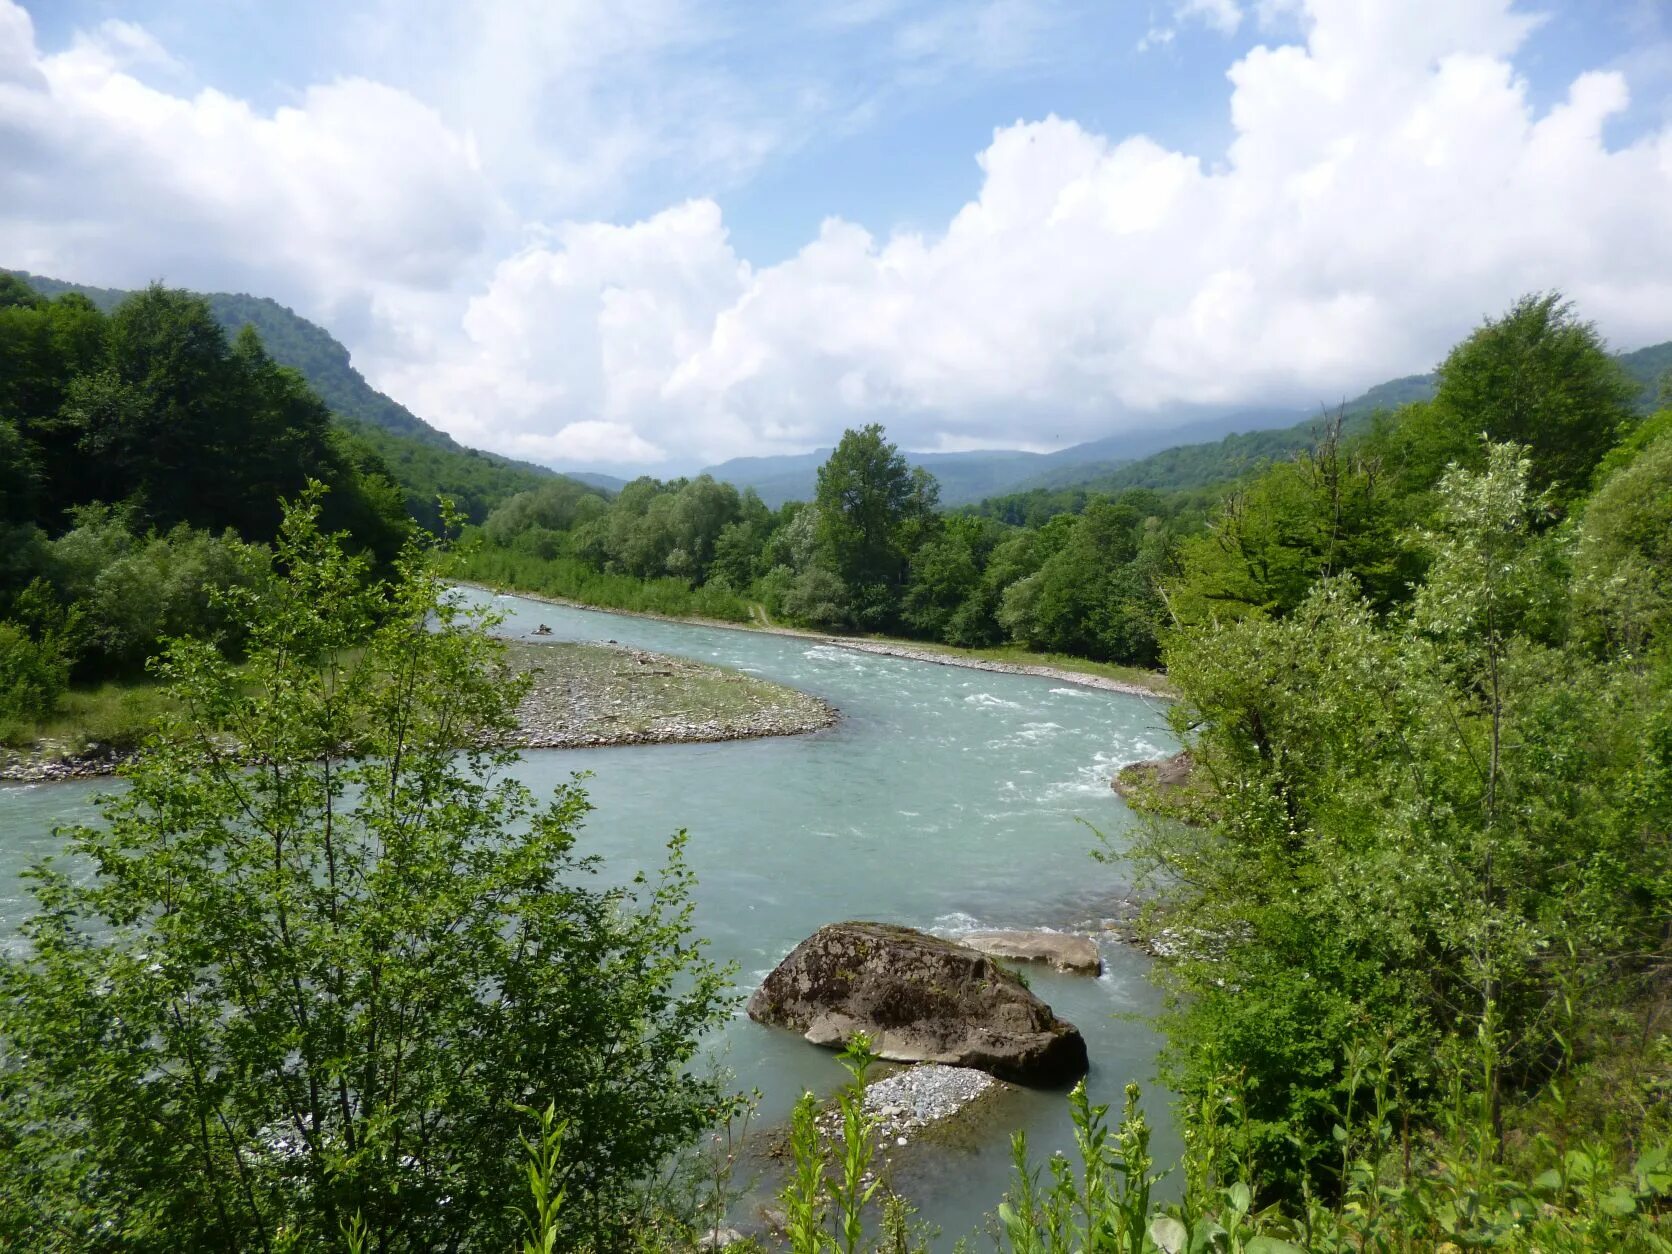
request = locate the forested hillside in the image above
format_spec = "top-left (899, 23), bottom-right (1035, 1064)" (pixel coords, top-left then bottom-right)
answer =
top-left (1016, 340), bottom-right (1668, 501)
top-left (0, 273), bottom-right (605, 744)
top-left (7, 270), bottom-right (556, 521)
top-left (12, 271), bottom-right (444, 441)
top-left (0, 274), bottom-right (401, 720)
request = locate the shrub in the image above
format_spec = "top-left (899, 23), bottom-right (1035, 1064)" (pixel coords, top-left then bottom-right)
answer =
top-left (0, 489), bottom-right (737, 1250)
top-left (0, 619), bottom-right (69, 722)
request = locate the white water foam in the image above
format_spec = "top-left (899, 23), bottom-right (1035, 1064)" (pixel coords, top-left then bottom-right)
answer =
top-left (1049, 687), bottom-right (1092, 697)
top-left (802, 644), bottom-right (871, 670)
top-left (1112, 739), bottom-right (1171, 768)
top-left (1039, 750), bottom-right (1125, 802)
top-left (1011, 721), bottom-right (1064, 744)
top-left (964, 693), bottom-right (1023, 710)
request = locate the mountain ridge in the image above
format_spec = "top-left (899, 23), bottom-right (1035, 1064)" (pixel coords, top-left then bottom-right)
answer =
top-left (8, 270), bottom-right (555, 481)
top-left (8, 269), bottom-right (564, 523)
top-left (694, 347), bottom-right (1666, 506)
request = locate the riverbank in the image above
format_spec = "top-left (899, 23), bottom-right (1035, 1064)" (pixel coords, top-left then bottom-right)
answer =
top-left (0, 678), bottom-right (175, 782)
top-left (459, 579), bottom-right (1175, 702)
top-left (0, 639), bottom-right (838, 782)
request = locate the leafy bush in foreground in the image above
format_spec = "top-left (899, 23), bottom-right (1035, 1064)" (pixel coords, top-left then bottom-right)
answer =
top-left (0, 489), bottom-right (737, 1250)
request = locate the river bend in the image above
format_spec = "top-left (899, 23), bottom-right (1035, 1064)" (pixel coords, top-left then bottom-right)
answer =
top-left (0, 587), bottom-right (1181, 1245)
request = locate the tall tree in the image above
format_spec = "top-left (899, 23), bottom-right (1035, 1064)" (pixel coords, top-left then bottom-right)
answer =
top-left (1433, 292), bottom-right (1638, 498)
top-left (815, 424), bottom-right (939, 627)
top-left (1168, 414), bottom-right (1413, 627)
top-left (83, 284), bottom-right (239, 528)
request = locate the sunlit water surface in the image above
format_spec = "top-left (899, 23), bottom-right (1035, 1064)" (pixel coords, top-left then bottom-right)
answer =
top-left (0, 587), bottom-right (1181, 1246)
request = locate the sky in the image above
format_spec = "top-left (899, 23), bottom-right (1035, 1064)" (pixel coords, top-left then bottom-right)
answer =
top-left (3, 0), bottom-right (1671, 476)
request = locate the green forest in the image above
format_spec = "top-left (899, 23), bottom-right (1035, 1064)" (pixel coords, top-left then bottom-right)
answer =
top-left (0, 283), bottom-right (1667, 1249)
top-left (460, 295), bottom-right (1669, 671)
top-left (0, 274), bottom-right (562, 745)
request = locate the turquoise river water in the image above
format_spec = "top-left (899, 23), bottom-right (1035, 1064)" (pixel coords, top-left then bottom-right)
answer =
top-left (0, 587), bottom-right (1182, 1246)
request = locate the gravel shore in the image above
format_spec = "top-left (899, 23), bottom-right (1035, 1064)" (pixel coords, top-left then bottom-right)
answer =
top-left (503, 638), bottom-right (838, 750)
top-left (828, 1065), bottom-right (1005, 1144)
top-left (1, 639), bottom-right (837, 783)
top-left (0, 743), bottom-right (132, 784)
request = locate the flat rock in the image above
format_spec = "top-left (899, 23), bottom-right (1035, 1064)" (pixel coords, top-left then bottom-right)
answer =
top-left (746, 921), bottom-right (1087, 1086)
top-left (960, 929), bottom-right (1103, 975)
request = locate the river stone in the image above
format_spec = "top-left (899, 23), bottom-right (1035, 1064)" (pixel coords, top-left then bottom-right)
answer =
top-left (960, 929), bottom-right (1103, 975)
top-left (747, 921), bottom-right (1088, 1085)
top-left (1112, 749), bottom-right (1194, 800)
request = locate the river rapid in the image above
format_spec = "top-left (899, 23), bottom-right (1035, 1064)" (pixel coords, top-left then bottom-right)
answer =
top-left (0, 586), bottom-right (1182, 1247)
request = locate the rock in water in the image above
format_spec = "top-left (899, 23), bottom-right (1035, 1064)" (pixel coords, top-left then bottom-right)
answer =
top-left (747, 921), bottom-right (1088, 1085)
top-left (1111, 750), bottom-right (1194, 802)
top-left (960, 929), bottom-right (1103, 975)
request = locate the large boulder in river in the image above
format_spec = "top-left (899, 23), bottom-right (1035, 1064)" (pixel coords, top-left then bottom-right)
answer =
top-left (746, 921), bottom-right (1088, 1086)
top-left (960, 929), bottom-right (1103, 975)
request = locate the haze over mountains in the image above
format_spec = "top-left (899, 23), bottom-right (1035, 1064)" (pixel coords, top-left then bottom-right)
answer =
top-left (691, 344), bottom-right (1669, 506)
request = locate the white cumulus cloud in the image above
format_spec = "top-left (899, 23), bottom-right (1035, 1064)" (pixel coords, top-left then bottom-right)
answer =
top-left (4, 0), bottom-right (1671, 473)
top-left (382, 0), bottom-right (1672, 467)
top-left (0, 0), bottom-right (490, 335)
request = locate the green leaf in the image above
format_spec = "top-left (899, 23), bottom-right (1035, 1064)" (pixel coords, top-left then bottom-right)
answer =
top-left (1600, 1187), bottom-right (1638, 1217)
top-left (1226, 1181), bottom-right (1252, 1215)
top-left (1149, 1214), bottom-right (1188, 1254)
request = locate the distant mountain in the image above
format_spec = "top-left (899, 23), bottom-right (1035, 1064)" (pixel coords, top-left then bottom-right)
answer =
top-left (697, 393), bottom-right (1409, 507)
top-left (697, 339), bottom-right (1669, 508)
top-left (1619, 340), bottom-right (1672, 405)
top-left (1018, 375), bottom-right (1439, 498)
top-left (563, 471), bottom-right (629, 494)
top-left (1045, 345), bottom-right (1668, 500)
top-left (699, 447), bottom-right (1050, 508)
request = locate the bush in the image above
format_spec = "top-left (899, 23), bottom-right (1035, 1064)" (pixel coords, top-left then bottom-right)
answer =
top-left (0, 490), bottom-right (738, 1250)
top-left (41, 507), bottom-right (271, 675)
top-left (0, 619), bottom-right (69, 723)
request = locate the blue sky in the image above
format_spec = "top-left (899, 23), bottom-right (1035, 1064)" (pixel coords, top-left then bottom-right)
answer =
top-left (5, 0), bottom-right (1672, 472)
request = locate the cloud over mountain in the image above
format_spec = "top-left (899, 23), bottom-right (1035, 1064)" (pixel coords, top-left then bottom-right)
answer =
top-left (4, 0), bottom-right (1670, 470)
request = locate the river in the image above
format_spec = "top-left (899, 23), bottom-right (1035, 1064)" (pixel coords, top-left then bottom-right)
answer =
top-left (0, 586), bottom-right (1182, 1247)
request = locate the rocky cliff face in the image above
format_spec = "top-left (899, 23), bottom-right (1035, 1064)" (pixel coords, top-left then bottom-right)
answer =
top-left (747, 921), bottom-right (1088, 1086)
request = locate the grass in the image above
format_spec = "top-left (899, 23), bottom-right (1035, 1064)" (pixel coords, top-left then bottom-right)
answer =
top-left (455, 549), bottom-right (753, 623)
top-left (0, 677), bottom-right (177, 755)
